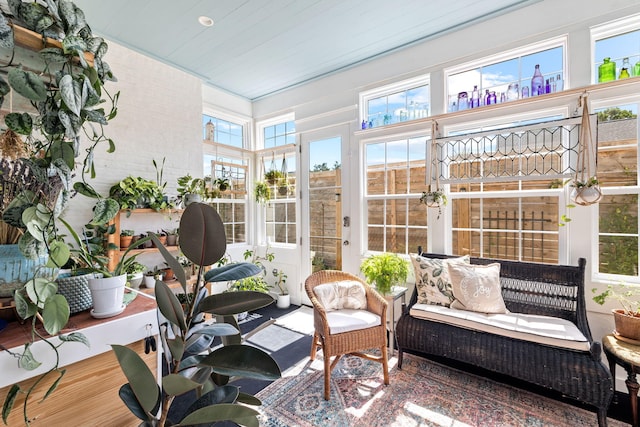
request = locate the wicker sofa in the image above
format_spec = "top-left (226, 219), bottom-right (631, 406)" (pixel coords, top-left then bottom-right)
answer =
top-left (396, 253), bottom-right (613, 427)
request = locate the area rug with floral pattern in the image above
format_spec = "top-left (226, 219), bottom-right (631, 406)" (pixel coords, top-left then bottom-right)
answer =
top-left (257, 352), bottom-right (623, 427)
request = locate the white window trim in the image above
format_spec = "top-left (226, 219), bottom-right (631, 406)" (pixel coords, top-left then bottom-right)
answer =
top-left (590, 13), bottom-right (640, 41)
top-left (359, 74), bottom-right (430, 123)
top-left (255, 112), bottom-right (295, 151)
top-left (444, 35), bottom-right (568, 106)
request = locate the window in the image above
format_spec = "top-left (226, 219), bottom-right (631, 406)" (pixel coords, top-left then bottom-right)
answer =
top-left (256, 114), bottom-right (297, 246)
top-left (203, 114), bottom-right (244, 148)
top-left (264, 120), bottom-right (295, 148)
top-left (203, 153), bottom-right (248, 244)
top-left (445, 38), bottom-right (566, 112)
top-left (365, 136), bottom-right (428, 254)
top-left (443, 114), bottom-right (573, 263)
top-left (595, 102), bottom-right (639, 277)
top-left (592, 14), bottom-right (640, 84)
top-left (360, 75), bottom-right (430, 129)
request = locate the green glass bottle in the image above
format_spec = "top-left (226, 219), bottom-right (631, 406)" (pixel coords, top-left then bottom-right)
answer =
top-left (619, 68), bottom-right (630, 79)
top-left (598, 57), bottom-right (616, 82)
top-left (634, 60), bottom-right (640, 77)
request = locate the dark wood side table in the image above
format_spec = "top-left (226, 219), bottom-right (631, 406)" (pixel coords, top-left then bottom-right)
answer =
top-left (603, 334), bottom-right (640, 427)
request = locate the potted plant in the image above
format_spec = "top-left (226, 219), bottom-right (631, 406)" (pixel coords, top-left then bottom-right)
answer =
top-left (214, 177), bottom-right (230, 192)
top-left (61, 216), bottom-right (152, 318)
top-left (419, 188), bottom-right (448, 219)
top-left (143, 268), bottom-right (163, 289)
top-left (177, 174), bottom-right (207, 206)
top-left (264, 169), bottom-right (285, 185)
top-left (593, 283), bottom-right (640, 341)
top-left (109, 176), bottom-right (167, 211)
top-left (111, 203), bottom-right (279, 426)
top-left (254, 181), bottom-right (271, 205)
top-left (570, 176), bottom-right (602, 206)
top-left (360, 252), bottom-right (409, 296)
top-left (120, 229), bottom-right (135, 249)
top-left (271, 268), bottom-right (289, 308)
top-left (164, 228), bottom-right (179, 246)
top-left (125, 261), bottom-right (146, 290)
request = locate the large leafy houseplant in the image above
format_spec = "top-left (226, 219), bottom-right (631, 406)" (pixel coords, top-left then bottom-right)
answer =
top-left (112, 203), bottom-right (281, 426)
top-left (360, 252), bottom-right (409, 295)
top-left (0, 1), bottom-right (120, 425)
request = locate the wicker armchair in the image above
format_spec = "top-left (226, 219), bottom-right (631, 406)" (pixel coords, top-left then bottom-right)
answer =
top-left (304, 270), bottom-right (390, 400)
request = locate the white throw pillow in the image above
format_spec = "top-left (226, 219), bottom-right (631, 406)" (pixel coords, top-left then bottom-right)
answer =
top-left (313, 280), bottom-right (367, 311)
top-left (448, 263), bottom-right (507, 314)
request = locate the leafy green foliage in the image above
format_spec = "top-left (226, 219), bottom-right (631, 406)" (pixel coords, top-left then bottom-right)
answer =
top-left (360, 252), bottom-right (409, 295)
top-left (597, 107), bottom-right (637, 122)
top-left (112, 203), bottom-right (280, 426)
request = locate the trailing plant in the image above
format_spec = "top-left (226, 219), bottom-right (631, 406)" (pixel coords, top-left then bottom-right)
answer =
top-left (109, 176), bottom-right (167, 211)
top-left (419, 188), bottom-right (448, 219)
top-left (111, 202), bottom-right (280, 426)
top-left (360, 252), bottom-right (409, 295)
top-left (0, 1), bottom-right (121, 423)
top-left (253, 181), bottom-right (271, 205)
top-left (177, 174), bottom-right (206, 201)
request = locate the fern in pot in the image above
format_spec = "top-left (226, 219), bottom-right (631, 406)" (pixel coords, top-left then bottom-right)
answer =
top-left (360, 252), bottom-right (409, 296)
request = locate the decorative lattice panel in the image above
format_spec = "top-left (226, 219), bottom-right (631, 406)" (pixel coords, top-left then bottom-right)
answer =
top-left (431, 116), bottom-right (594, 184)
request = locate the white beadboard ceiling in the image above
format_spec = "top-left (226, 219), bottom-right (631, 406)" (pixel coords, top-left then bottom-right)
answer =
top-left (74, 0), bottom-right (537, 101)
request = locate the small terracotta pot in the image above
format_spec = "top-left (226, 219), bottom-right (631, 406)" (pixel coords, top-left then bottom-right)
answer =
top-left (120, 235), bottom-right (133, 249)
top-left (163, 267), bottom-right (174, 281)
top-left (613, 309), bottom-right (640, 341)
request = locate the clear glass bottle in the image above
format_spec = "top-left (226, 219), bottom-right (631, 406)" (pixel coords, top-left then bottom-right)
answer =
top-left (521, 86), bottom-right (529, 98)
top-left (457, 91), bottom-right (469, 110)
top-left (507, 83), bottom-right (519, 100)
top-left (470, 85), bottom-right (480, 108)
top-left (555, 74), bottom-right (563, 91)
top-left (531, 64), bottom-right (544, 96)
top-left (598, 57), bottom-right (616, 82)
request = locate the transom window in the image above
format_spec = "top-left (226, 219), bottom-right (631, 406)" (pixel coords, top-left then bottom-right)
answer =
top-left (592, 14), bottom-right (640, 84)
top-left (203, 114), bottom-right (244, 148)
top-left (445, 37), bottom-right (566, 113)
top-left (264, 120), bottom-right (295, 148)
top-left (360, 75), bottom-right (430, 130)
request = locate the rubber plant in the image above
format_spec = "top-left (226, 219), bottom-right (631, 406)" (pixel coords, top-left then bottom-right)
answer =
top-left (0, 1), bottom-right (120, 425)
top-left (112, 203), bottom-right (281, 426)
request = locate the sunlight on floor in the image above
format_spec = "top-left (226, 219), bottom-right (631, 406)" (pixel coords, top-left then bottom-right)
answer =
top-left (275, 305), bottom-right (315, 335)
top-left (403, 401), bottom-right (472, 427)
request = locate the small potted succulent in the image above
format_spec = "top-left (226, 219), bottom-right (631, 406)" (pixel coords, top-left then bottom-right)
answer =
top-left (125, 261), bottom-right (146, 290)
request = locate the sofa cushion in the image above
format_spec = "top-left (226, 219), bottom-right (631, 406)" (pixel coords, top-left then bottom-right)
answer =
top-left (449, 263), bottom-right (507, 314)
top-left (313, 280), bottom-right (367, 312)
top-left (411, 254), bottom-right (469, 307)
top-left (409, 303), bottom-right (590, 351)
top-left (326, 309), bottom-right (382, 334)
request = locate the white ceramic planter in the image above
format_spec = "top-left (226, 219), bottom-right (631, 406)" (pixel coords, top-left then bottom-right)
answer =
top-left (276, 294), bottom-right (290, 309)
top-left (571, 186), bottom-right (602, 205)
top-left (143, 275), bottom-right (158, 289)
top-left (87, 274), bottom-right (127, 318)
top-left (128, 272), bottom-right (143, 289)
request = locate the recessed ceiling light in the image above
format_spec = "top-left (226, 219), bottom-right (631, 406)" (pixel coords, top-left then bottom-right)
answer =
top-left (198, 16), bottom-right (214, 27)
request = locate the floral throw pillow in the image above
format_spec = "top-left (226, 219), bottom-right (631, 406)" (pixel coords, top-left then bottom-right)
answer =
top-left (411, 254), bottom-right (470, 306)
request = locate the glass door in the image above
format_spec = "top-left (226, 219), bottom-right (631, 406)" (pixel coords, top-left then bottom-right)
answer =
top-left (300, 126), bottom-right (348, 304)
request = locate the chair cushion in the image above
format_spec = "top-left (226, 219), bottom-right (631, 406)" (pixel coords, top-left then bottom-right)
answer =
top-left (313, 280), bottom-right (367, 312)
top-left (411, 254), bottom-right (469, 307)
top-left (409, 304), bottom-right (590, 351)
top-left (449, 263), bottom-right (507, 314)
top-left (326, 309), bottom-right (382, 334)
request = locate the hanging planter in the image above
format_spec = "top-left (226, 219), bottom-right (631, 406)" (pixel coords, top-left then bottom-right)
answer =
top-left (570, 94), bottom-right (601, 207)
top-left (570, 177), bottom-right (602, 206)
top-left (420, 121), bottom-right (447, 219)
